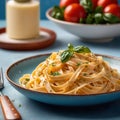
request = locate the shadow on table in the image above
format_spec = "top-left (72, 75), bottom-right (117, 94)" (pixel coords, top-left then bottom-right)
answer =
top-left (82, 37), bottom-right (120, 49)
top-left (45, 37), bottom-right (120, 52)
top-left (28, 99), bottom-right (120, 120)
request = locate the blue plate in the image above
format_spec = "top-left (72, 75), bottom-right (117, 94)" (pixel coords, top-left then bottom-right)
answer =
top-left (6, 53), bottom-right (120, 106)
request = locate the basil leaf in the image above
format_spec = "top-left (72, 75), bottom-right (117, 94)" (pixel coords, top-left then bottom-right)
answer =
top-left (68, 43), bottom-right (74, 51)
top-left (103, 13), bottom-right (120, 24)
top-left (60, 44), bottom-right (91, 63)
top-left (80, 0), bottom-right (93, 13)
top-left (51, 6), bottom-right (64, 20)
top-left (94, 6), bottom-right (103, 13)
top-left (60, 50), bottom-right (73, 63)
top-left (85, 14), bottom-right (94, 24)
top-left (94, 13), bottom-right (105, 24)
top-left (74, 46), bottom-right (91, 53)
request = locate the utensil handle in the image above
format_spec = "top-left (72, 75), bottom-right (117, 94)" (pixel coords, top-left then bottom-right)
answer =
top-left (0, 95), bottom-right (21, 120)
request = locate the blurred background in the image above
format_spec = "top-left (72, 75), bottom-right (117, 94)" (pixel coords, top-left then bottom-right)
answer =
top-left (0, 0), bottom-right (59, 20)
top-left (0, 0), bottom-right (120, 20)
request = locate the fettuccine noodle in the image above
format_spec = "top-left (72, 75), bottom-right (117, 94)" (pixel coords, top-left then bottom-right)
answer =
top-left (19, 47), bottom-right (120, 95)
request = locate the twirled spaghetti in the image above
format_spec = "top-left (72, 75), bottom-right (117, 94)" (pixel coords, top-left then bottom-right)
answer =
top-left (19, 45), bottom-right (120, 95)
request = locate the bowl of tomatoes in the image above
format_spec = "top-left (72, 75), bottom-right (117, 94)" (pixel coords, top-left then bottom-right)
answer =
top-left (46, 0), bottom-right (120, 43)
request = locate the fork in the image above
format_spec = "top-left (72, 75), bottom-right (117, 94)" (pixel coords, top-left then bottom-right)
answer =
top-left (0, 67), bottom-right (21, 120)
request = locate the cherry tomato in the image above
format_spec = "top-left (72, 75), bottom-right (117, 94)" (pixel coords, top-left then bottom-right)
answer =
top-left (92, 0), bottom-right (99, 9)
top-left (104, 4), bottom-right (120, 18)
top-left (60, 0), bottom-right (79, 8)
top-left (64, 3), bottom-right (87, 23)
top-left (97, 0), bottom-right (118, 9)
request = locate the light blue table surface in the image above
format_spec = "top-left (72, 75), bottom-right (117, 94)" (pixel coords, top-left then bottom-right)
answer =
top-left (0, 20), bottom-right (120, 120)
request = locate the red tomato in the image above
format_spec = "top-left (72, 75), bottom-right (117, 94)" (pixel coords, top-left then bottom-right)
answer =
top-left (104, 4), bottom-right (120, 18)
top-left (97, 0), bottom-right (118, 9)
top-left (60, 0), bottom-right (79, 8)
top-left (92, 0), bottom-right (99, 9)
top-left (64, 3), bottom-right (86, 23)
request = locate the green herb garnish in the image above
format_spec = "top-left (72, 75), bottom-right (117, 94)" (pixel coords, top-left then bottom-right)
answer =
top-left (76, 62), bottom-right (81, 66)
top-left (51, 6), bottom-right (65, 20)
top-left (60, 43), bottom-right (91, 63)
top-left (51, 62), bottom-right (56, 66)
top-left (51, 72), bottom-right (61, 76)
top-left (80, 0), bottom-right (93, 13)
top-left (60, 50), bottom-right (74, 63)
top-left (25, 78), bottom-right (30, 82)
top-left (103, 13), bottom-right (120, 24)
top-left (15, 0), bottom-right (31, 2)
top-left (19, 104), bottom-right (22, 108)
top-left (74, 46), bottom-right (91, 53)
top-left (83, 73), bottom-right (87, 76)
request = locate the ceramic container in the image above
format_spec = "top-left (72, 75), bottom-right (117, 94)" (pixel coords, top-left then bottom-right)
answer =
top-left (6, 0), bottom-right (40, 40)
top-left (46, 8), bottom-right (120, 43)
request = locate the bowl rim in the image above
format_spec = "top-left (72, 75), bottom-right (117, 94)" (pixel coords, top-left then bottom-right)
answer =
top-left (46, 7), bottom-right (120, 27)
top-left (6, 53), bottom-right (120, 97)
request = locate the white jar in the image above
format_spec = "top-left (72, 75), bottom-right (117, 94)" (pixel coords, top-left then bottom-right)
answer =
top-left (6, 0), bottom-right (40, 40)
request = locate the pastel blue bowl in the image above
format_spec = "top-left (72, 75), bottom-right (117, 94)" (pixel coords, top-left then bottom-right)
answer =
top-left (6, 53), bottom-right (120, 106)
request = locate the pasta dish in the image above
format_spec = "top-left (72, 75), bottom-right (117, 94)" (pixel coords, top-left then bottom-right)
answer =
top-left (19, 44), bottom-right (120, 95)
